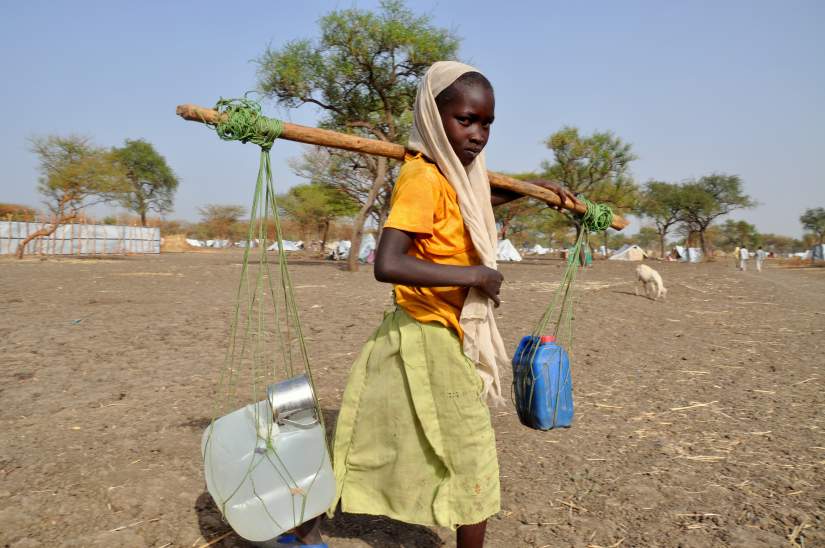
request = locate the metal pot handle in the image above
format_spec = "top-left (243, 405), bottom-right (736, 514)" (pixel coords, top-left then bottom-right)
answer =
top-left (278, 416), bottom-right (319, 429)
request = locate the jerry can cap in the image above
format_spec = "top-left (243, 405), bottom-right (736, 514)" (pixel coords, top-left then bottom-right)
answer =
top-left (540, 335), bottom-right (556, 343)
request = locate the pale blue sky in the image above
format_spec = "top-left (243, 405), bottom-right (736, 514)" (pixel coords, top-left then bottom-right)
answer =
top-left (1, 1), bottom-right (823, 237)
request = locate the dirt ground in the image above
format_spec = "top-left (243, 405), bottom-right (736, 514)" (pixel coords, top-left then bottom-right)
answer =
top-left (1, 251), bottom-right (823, 548)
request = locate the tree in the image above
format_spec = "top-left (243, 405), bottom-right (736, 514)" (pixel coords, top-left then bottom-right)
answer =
top-left (637, 180), bottom-right (683, 258)
top-left (715, 219), bottom-right (761, 250)
top-left (196, 204), bottom-right (246, 241)
top-left (113, 139), bottom-right (179, 226)
top-left (289, 148), bottom-right (398, 235)
top-left (678, 173), bottom-right (754, 257)
top-left (635, 226), bottom-right (660, 252)
top-left (257, 0), bottom-right (459, 271)
top-left (278, 183), bottom-right (359, 252)
top-left (540, 126), bottom-right (639, 249)
top-left (606, 231), bottom-right (632, 250)
top-left (17, 135), bottom-right (129, 258)
top-left (800, 207), bottom-right (825, 245)
top-left (491, 171), bottom-right (546, 242)
top-left (0, 203), bottom-right (37, 221)
top-left (760, 233), bottom-right (799, 255)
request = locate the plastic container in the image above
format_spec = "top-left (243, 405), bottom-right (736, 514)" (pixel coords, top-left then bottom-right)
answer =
top-left (202, 398), bottom-right (335, 545)
top-left (512, 335), bottom-right (574, 430)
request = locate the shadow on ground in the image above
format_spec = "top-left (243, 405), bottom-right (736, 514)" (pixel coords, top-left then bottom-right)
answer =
top-left (195, 491), bottom-right (443, 548)
top-left (192, 409), bottom-right (443, 547)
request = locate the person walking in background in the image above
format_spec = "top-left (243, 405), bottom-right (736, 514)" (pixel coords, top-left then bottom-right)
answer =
top-left (733, 246), bottom-right (741, 270)
top-left (738, 245), bottom-right (749, 271)
top-left (755, 246), bottom-right (767, 272)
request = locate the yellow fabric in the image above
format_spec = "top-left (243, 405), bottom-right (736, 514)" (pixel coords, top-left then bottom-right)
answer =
top-left (384, 153), bottom-right (480, 338)
top-left (330, 307), bottom-right (500, 529)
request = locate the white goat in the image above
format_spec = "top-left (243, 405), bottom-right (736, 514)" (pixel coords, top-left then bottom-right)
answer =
top-left (635, 264), bottom-right (667, 300)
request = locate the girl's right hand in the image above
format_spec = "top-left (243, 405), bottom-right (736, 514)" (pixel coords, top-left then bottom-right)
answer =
top-left (472, 265), bottom-right (504, 307)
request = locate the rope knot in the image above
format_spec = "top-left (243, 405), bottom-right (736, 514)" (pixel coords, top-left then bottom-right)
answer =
top-left (577, 196), bottom-right (613, 233)
top-left (211, 97), bottom-right (283, 150)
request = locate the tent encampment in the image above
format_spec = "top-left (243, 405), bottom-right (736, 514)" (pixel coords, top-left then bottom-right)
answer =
top-left (497, 239), bottom-right (522, 262)
top-left (330, 240), bottom-right (351, 260)
top-left (358, 234), bottom-right (376, 263)
top-left (609, 244), bottom-right (647, 261)
top-left (327, 235), bottom-right (376, 262)
top-left (267, 240), bottom-right (302, 252)
top-left (673, 245), bottom-right (703, 263)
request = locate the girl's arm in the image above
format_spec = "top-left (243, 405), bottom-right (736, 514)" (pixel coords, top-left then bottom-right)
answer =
top-left (374, 228), bottom-right (504, 306)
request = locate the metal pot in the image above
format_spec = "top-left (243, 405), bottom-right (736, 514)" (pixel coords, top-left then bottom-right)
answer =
top-left (266, 373), bottom-right (318, 428)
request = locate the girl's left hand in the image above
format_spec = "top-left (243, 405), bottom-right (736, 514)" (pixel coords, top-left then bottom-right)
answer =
top-left (528, 180), bottom-right (578, 210)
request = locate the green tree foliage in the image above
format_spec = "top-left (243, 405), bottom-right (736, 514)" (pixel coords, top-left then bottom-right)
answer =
top-left (637, 180), bottom-right (684, 258)
top-left (257, 0), bottom-right (459, 271)
top-left (605, 230), bottom-right (632, 250)
top-left (540, 126), bottom-right (639, 250)
top-left (196, 204), bottom-right (246, 241)
top-left (18, 135), bottom-right (129, 258)
top-left (635, 226), bottom-right (660, 252)
top-left (760, 233), bottom-right (800, 255)
top-left (800, 207), bottom-right (825, 245)
top-left (492, 171), bottom-right (546, 242)
top-left (678, 173), bottom-right (754, 256)
top-left (278, 183), bottom-right (359, 252)
top-left (113, 139), bottom-right (179, 226)
top-left (0, 203), bottom-right (37, 221)
top-left (715, 219), bottom-right (762, 250)
top-left (541, 127), bottom-right (639, 211)
top-left (289, 148), bottom-right (398, 233)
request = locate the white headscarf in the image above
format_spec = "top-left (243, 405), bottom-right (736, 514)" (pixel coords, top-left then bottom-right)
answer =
top-left (408, 61), bottom-right (507, 405)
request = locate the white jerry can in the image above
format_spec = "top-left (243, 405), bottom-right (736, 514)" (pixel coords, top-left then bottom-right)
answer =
top-left (202, 374), bottom-right (335, 544)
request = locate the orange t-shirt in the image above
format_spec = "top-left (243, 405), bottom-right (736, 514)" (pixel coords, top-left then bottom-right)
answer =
top-left (384, 153), bottom-right (480, 337)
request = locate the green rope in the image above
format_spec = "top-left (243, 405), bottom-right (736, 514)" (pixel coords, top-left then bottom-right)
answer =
top-left (578, 195), bottom-right (613, 233)
top-left (210, 97), bottom-right (284, 150)
top-left (515, 196), bottom-right (613, 414)
top-left (201, 97), bottom-right (324, 528)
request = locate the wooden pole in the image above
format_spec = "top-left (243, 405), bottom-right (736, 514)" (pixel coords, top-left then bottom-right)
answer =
top-left (176, 103), bottom-right (630, 231)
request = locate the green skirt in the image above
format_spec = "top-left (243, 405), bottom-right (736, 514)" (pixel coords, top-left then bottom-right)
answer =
top-left (330, 307), bottom-right (500, 529)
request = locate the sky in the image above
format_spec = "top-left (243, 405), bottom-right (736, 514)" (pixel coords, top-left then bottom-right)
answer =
top-left (1, 0), bottom-right (823, 237)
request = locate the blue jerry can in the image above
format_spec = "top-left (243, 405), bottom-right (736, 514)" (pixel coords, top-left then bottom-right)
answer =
top-left (512, 335), bottom-right (574, 430)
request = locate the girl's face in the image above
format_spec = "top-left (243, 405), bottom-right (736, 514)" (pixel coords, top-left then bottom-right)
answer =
top-left (438, 84), bottom-right (495, 166)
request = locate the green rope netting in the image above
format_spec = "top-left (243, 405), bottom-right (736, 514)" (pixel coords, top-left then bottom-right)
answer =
top-left (202, 97), bottom-right (323, 529)
top-left (516, 196), bottom-right (614, 414)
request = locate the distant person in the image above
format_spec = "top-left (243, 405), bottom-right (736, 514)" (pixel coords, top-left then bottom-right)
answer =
top-left (755, 246), bottom-right (767, 272)
top-left (733, 246), bottom-right (741, 269)
top-left (738, 245), bottom-right (749, 271)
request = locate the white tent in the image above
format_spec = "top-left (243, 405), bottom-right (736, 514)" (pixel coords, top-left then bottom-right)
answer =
top-left (686, 247), bottom-right (703, 263)
top-left (497, 239), bottom-right (522, 262)
top-left (330, 240), bottom-right (352, 260)
top-left (609, 244), bottom-right (647, 261)
top-left (267, 240), bottom-right (302, 252)
top-left (206, 239), bottom-right (231, 248)
top-left (673, 245), bottom-right (703, 263)
top-left (529, 244), bottom-right (550, 255)
top-left (358, 234), bottom-right (377, 263)
top-left (186, 238), bottom-right (204, 248)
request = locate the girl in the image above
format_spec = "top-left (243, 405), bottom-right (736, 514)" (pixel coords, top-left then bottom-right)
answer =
top-left (292, 61), bottom-right (575, 547)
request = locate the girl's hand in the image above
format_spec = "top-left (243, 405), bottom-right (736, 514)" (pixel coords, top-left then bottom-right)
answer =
top-left (528, 180), bottom-right (578, 210)
top-left (471, 265), bottom-right (504, 307)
